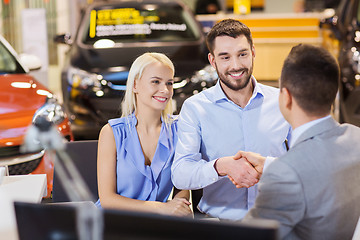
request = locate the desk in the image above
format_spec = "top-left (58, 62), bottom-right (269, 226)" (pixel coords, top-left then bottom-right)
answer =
top-left (0, 174), bottom-right (47, 240)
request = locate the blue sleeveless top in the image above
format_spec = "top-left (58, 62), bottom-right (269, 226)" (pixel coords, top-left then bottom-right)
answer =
top-left (96, 114), bottom-right (178, 207)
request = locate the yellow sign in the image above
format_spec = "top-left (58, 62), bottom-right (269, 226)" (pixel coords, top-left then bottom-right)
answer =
top-left (89, 10), bottom-right (97, 38)
top-left (96, 8), bottom-right (144, 25)
top-left (89, 8), bottom-right (160, 38)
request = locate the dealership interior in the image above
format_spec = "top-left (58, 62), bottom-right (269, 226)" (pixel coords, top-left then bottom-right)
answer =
top-left (0, 0), bottom-right (339, 94)
top-left (1, 0), bottom-right (360, 239)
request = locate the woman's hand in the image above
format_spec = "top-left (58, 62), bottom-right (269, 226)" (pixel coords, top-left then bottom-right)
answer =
top-left (160, 197), bottom-right (192, 217)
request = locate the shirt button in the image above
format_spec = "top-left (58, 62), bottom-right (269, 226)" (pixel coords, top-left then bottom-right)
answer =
top-left (212, 178), bottom-right (216, 181)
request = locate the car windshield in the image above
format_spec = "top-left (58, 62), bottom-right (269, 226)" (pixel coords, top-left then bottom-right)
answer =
top-left (80, 3), bottom-right (201, 45)
top-left (0, 41), bottom-right (24, 74)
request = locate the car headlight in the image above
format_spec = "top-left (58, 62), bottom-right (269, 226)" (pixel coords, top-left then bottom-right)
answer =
top-left (67, 66), bottom-right (102, 89)
top-left (32, 97), bottom-right (66, 125)
top-left (190, 65), bottom-right (218, 83)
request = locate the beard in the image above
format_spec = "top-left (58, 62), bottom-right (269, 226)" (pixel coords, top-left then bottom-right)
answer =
top-left (215, 61), bottom-right (253, 91)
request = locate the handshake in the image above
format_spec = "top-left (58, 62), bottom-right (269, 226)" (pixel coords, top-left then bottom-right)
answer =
top-left (214, 151), bottom-right (266, 188)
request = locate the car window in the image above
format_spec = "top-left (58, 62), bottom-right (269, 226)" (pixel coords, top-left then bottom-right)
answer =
top-left (80, 3), bottom-right (201, 45)
top-left (0, 42), bottom-right (22, 74)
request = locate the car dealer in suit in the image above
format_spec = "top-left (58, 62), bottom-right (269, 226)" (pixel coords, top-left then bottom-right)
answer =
top-left (241, 44), bottom-right (360, 240)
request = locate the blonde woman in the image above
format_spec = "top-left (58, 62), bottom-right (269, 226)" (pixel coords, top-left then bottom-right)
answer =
top-left (96, 52), bottom-right (191, 217)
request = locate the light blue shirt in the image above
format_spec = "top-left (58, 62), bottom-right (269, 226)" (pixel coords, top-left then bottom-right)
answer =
top-left (96, 114), bottom-right (177, 207)
top-left (171, 78), bottom-right (291, 220)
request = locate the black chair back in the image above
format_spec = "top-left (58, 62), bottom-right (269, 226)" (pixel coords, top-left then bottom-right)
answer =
top-left (52, 140), bottom-right (98, 202)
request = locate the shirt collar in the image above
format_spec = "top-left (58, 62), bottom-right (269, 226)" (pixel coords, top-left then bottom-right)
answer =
top-left (126, 113), bottom-right (137, 128)
top-left (249, 77), bottom-right (264, 103)
top-left (211, 76), bottom-right (264, 105)
top-left (158, 122), bottom-right (171, 150)
top-left (289, 115), bottom-right (332, 148)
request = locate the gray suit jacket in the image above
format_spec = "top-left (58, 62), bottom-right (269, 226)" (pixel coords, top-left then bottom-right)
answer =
top-left (243, 117), bottom-right (360, 240)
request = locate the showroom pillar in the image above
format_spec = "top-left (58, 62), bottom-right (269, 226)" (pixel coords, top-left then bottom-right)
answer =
top-left (21, 8), bottom-right (49, 87)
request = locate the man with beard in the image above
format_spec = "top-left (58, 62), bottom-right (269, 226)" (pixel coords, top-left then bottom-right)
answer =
top-left (171, 19), bottom-right (291, 220)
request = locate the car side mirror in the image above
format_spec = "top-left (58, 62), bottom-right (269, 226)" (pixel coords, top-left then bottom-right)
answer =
top-left (54, 33), bottom-right (72, 45)
top-left (19, 53), bottom-right (42, 71)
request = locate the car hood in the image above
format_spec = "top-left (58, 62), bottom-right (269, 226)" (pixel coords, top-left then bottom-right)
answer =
top-left (0, 74), bottom-right (48, 146)
top-left (69, 42), bottom-right (207, 78)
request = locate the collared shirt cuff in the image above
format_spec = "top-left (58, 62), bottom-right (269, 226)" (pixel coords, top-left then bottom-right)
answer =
top-left (263, 156), bottom-right (276, 172)
top-left (208, 159), bottom-right (221, 182)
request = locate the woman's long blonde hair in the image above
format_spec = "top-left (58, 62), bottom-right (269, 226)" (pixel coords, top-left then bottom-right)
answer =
top-left (121, 52), bottom-right (175, 123)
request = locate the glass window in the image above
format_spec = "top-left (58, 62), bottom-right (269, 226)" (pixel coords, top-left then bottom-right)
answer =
top-left (0, 42), bottom-right (22, 74)
top-left (80, 3), bottom-right (201, 45)
top-left (1, 0), bottom-right (58, 65)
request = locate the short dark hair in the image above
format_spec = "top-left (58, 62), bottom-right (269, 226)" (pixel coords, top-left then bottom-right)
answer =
top-left (280, 44), bottom-right (339, 116)
top-left (206, 19), bottom-right (253, 54)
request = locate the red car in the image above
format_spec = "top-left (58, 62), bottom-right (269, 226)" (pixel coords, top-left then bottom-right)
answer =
top-left (0, 35), bottom-right (74, 198)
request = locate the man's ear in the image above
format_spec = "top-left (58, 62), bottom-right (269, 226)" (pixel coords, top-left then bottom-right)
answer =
top-left (252, 45), bottom-right (256, 58)
top-left (208, 53), bottom-right (216, 69)
top-left (282, 87), bottom-right (292, 110)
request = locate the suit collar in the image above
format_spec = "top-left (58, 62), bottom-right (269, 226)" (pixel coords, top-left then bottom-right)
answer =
top-left (292, 117), bottom-right (339, 147)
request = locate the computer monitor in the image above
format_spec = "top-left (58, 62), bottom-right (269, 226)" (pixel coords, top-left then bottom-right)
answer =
top-left (14, 201), bottom-right (279, 240)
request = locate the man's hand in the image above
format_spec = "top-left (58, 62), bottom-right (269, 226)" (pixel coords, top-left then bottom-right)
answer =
top-left (214, 155), bottom-right (260, 188)
top-left (235, 151), bottom-right (266, 174)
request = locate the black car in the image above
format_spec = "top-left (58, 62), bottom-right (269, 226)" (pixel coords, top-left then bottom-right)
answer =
top-left (55, 0), bottom-right (217, 139)
top-left (320, 0), bottom-right (360, 126)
